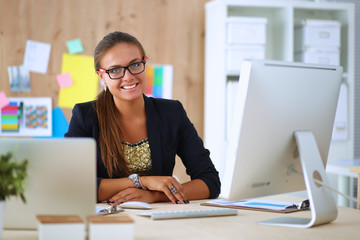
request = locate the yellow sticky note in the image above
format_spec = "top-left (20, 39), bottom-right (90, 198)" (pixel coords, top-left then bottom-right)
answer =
top-left (58, 54), bottom-right (98, 109)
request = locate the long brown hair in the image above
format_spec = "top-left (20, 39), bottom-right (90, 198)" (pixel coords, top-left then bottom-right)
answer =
top-left (94, 31), bottom-right (147, 177)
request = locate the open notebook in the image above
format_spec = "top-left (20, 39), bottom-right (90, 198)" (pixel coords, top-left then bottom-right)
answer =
top-left (1, 138), bottom-right (97, 230)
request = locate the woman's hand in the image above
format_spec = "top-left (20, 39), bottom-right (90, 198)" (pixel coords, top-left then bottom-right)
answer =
top-left (140, 176), bottom-right (188, 204)
top-left (108, 188), bottom-right (157, 204)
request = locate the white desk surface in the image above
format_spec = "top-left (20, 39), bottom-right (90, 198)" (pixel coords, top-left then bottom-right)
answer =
top-left (3, 195), bottom-right (360, 240)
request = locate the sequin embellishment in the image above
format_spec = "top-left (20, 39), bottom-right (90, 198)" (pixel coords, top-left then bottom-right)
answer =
top-left (122, 138), bottom-right (152, 176)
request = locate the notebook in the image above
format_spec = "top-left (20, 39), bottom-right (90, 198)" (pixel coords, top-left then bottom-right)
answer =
top-left (1, 138), bottom-right (97, 230)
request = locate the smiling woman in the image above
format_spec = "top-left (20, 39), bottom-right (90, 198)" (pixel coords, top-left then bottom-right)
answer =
top-left (65, 31), bottom-right (220, 206)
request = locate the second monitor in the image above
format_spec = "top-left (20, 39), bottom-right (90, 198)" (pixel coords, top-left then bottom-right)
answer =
top-left (221, 59), bottom-right (342, 228)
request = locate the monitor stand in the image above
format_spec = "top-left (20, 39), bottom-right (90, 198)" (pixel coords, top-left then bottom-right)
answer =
top-left (257, 131), bottom-right (338, 228)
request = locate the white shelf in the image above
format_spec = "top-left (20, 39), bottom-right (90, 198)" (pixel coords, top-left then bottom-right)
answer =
top-left (204, 0), bottom-right (355, 180)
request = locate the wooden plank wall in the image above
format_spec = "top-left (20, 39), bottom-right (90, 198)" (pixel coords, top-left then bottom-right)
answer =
top-left (0, 0), bottom-right (211, 182)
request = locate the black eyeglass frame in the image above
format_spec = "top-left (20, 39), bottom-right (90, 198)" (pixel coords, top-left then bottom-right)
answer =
top-left (98, 61), bottom-right (146, 80)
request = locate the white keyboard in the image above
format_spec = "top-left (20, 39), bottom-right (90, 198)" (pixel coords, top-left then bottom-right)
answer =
top-left (137, 208), bottom-right (238, 220)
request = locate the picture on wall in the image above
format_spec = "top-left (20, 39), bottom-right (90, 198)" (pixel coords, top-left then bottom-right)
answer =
top-left (0, 97), bottom-right (52, 136)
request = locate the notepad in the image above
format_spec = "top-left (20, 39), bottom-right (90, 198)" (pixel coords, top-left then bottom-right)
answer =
top-left (202, 198), bottom-right (308, 213)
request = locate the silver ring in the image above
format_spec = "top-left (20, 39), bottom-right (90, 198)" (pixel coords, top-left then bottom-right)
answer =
top-left (169, 186), bottom-right (177, 194)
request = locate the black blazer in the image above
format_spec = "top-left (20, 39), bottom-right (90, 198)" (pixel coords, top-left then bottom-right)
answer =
top-left (65, 95), bottom-right (220, 199)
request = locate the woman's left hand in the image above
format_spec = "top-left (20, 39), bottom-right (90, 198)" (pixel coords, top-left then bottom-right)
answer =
top-left (108, 188), bottom-right (156, 204)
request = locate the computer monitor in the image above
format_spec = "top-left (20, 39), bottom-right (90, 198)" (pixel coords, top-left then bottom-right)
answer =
top-left (221, 59), bottom-right (342, 228)
top-left (1, 138), bottom-right (97, 230)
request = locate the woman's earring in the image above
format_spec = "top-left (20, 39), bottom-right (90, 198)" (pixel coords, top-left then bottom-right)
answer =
top-left (104, 84), bottom-right (107, 91)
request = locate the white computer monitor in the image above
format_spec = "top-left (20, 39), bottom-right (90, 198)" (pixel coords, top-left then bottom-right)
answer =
top-left (1, 138), bottom-right (97, 230)
top-left (221, 59), bottom-right (343, 228)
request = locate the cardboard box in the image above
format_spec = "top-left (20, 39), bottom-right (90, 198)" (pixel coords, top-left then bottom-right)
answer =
top-left (37, 215), bottom-right (85, 240)
top-left (295, 19), bottom-right (341, 50)
top-left (227, 17), bottom-right (267, 45)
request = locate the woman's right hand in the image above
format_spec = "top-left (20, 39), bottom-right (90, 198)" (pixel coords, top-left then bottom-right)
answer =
top-left (140, 176), bottom-right (188, 204)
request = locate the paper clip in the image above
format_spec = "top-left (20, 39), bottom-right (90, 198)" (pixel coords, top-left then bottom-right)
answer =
top-left (285, 204), bottom-right (299, 210)
top-left (300, 199), bottom-right (310, 210)
top-left (98, 205), bottom-right (124, 215)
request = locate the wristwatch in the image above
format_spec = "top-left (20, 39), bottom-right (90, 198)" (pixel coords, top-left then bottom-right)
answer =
top-left (128, 173), bottom-right (146, 190)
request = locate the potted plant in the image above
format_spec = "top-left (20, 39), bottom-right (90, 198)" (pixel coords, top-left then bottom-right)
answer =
top-left (0, 151), bottom-right (28, 238)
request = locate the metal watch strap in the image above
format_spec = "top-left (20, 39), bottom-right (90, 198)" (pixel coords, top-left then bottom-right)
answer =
top-left (128, 173), bottom-right (141, 188)
top-left (128, 173), bottom-right (147, 190)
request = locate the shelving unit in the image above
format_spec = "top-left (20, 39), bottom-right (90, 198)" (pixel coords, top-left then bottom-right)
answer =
top-left (204, 0), bottom-right (355, 181)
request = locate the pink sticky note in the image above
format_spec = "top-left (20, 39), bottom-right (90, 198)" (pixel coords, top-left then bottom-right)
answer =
top-left (56, 72), bottom-right (73, 89)
top-left (0, 91), bottom-right (10, 109)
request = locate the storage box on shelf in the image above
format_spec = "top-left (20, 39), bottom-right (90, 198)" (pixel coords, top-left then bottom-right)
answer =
top-left (226, 45), bottom-right (265, 74)
top-left (226, 17), bottom-right (267, 75)
top-left (294, 19), bottom-right (341, 65)
top-left (225, 16), bottom-right (267, 138)
top-left (294, 47), bottom-right (340, 65)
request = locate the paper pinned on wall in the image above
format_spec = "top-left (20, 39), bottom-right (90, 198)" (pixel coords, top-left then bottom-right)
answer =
top-left (66, 38), bottom-right (84, 54)
top-left (0, 97), bottom-right (52, 136)
top-left (23, 40), bottom-right (51, 74)
top-left (144, 64), bottom-right (173, 99)
top-left (8, 65), bottom-right (31, 92)
top-left (52, 107), bottom-right (69, 137)
top-left (34, 107), bottom-right (69, 138)
top-left (58, 54), bottom-right (98, 109)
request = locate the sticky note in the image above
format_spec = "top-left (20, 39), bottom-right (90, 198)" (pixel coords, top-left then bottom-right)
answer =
top-left (0, 91), bottom-right (10, 109)
top-left (66, 38), bottom-right (84, 54)
top-left (56, 72), bottom-right (73, 89)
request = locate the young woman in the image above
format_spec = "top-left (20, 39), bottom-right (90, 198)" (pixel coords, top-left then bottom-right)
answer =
top-left (65, 31), bottom-right (220, 205)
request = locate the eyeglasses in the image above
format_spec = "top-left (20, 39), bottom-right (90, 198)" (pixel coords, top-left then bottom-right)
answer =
top-left (98, 61), bottom-right (146, 80)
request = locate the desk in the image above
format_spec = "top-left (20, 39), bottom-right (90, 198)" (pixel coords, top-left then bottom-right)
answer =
top-left (3, 195), bottom-right (360, 240)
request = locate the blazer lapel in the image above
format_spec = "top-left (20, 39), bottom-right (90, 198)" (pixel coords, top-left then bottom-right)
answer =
top-left (144, 95), bottom-right (163, 175)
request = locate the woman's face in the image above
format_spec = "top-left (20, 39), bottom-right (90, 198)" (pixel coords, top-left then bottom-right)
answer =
top-left (98, 43), bottom-right (146, 103)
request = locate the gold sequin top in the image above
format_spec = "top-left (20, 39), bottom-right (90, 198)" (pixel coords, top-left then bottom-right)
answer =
top-left (122, 138), bottom-right (152, 176)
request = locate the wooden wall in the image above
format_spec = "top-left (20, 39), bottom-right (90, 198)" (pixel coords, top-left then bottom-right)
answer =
top-left (0, 0), bottom-right (211, 181)
top-left (0, 0), bottom-right (210, 134)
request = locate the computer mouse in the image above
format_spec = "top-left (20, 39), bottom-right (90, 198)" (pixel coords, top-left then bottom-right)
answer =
top-left (119, 201), bottom-right (152, 210)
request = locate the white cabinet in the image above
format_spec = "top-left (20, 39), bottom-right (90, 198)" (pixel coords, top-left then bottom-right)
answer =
top-left (204, 0), bottom-right (355, 180)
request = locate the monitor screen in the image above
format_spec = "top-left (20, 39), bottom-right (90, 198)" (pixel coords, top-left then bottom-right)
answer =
top-left (221, 59), bottom-right (343, 202)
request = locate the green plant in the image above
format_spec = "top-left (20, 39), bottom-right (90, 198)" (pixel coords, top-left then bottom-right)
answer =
top-left (0, 151), bottom-right (28, 203)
